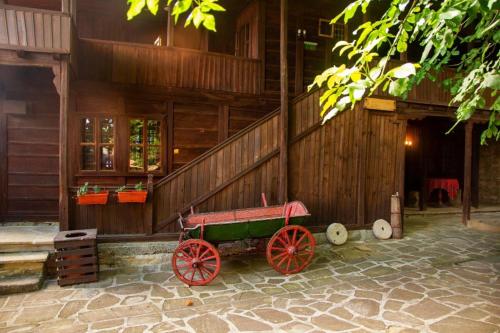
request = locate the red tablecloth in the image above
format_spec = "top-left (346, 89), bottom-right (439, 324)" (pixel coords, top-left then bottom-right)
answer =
top-left (426, 178), bottom-right (460, 200)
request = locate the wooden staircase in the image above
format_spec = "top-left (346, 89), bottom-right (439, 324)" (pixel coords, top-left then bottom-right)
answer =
top-left (152, 90), bottom-right (323, 234)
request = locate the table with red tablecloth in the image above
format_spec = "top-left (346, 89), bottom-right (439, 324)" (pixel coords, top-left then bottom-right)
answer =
top-left (426, 178), bottom-right (460, 201)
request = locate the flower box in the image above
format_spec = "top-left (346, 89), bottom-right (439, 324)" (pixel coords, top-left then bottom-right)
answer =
top-left (117, 191), bottom-right (148, 203)
top-left (77, 192), bottom-right (109, 205)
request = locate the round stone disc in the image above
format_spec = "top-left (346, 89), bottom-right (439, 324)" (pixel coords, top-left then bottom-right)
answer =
top-left (372, 219), bottom-right (392, 240)
top-left (326, 223), bottom-right (348, 245)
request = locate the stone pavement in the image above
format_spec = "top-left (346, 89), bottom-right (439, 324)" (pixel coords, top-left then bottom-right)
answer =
top-left (0, 214), bottom-right (499, 332)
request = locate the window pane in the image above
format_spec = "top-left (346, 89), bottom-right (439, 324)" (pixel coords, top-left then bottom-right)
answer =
top-left (147, 120), bottom-right (161, 145)
top-left (147, 146), bottom-right (161, 171)
top-left (129, 146), bottom-right (144, 171)
top-left (130, 119), bottom-right (144, 144)
top-left (81, 118), bottom-right (94, 143)
top-left (100, 146), bottom-right (114, 170)
top-left (100, 118), bottom-right (114, 144)
top-left (81, 146), bottom-right (96, 170)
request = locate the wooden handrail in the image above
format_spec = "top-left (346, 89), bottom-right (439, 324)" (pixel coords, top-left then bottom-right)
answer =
top-left (0, 4), bottom-right (71, 15)
top-left (154, 108), bottom-right (280, 188)
top-left (79, 37), bottom-right (262, 63)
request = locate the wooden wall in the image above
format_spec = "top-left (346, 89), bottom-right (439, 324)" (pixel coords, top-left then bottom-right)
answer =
top-left (67, 80), bottom-right (276, 232)
top-left (0, 66), bottom-right (60, 221)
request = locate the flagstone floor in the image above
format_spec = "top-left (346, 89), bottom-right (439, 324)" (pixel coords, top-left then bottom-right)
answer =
top-left (1, 214), bottom-right (499, 333)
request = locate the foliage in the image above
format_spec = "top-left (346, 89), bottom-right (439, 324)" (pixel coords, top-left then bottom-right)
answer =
top-left (93, 185), bottom-right (102, 194)
top-left (116, 185), bottom-right (127, 193)
top-left (309, 0), bottom-right (499, 144)
top-left (135, 182), bottom-right (144, 191)
top-left (77, 182), bottom-right (89, 197)
top-left (126, 0), bottom-right (225, 31)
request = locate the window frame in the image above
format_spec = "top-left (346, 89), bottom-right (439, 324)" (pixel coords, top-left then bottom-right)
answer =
top-left (127, 117), bottom-right (164, 173)
top-left (79, 116), bottom-right (116, 173)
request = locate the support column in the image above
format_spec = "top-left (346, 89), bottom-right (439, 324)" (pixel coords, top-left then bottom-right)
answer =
top-left (463, 121), bottom-right (473, 225)
top-left (58, 59), bottom-right (70, 231)
top-left (0, 97), bottom-right (6, 221)
top-left (278, 0), bottom-right (289, 203)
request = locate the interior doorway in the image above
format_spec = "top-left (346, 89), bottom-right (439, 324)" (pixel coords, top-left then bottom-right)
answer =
top-left (404, 117), bottom-right (479, 211)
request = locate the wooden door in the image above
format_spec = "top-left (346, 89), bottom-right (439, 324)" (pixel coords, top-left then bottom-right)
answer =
top-left (2, 104), bottom-right (59, 221)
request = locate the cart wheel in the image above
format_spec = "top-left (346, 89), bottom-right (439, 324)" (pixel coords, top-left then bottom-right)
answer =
top-left (266, 225), bottom-right (315, 275)
top-left (172, 239), bottom-right (221, 286)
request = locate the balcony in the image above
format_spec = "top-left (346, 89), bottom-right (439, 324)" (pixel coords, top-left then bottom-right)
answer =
top-left (0, 4), bottom-right (71, 54)
top-left (77, 38), bottom-right (263, 95)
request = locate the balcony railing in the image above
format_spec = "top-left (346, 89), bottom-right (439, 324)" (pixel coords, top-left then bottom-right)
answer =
top-left (78, 38), bottom-right (263, 95)
top-left (0, 4), bottom-right (71, 54)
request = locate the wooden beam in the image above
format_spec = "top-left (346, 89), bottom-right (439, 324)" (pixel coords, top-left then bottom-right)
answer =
top-left (58, 59), bottom-right (70, 231)
top-left (355, 105), bottom-right (367, 226)
top-left (278, 0), bottom-right (289, 203)
top-left (463, 121), bottom-right (473, 225)
top-left (294, 2), bottom-right (304, 95)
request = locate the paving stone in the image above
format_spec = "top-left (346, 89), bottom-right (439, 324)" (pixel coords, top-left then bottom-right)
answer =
top-left (35, 319), bottom-right (88, 333)
top-left (404, 298), bottom-right (454, 320)
top-left (455, 308), bottom-right (490, 320)
top-left (58, 300), bottom-right (87, 318)
top-left (344, 298), bottom-right (380, 317)
top-left (127, 313), bottom-right (162, 326)
top-left (387, 288), bottom-right (423, 301)
top-left (121, 295), bottom-right (147, 306)
top-left (87, 294), bottom-right (120, 310)
top-left (91, 319), bottom-right (123, 330)
top-left (311, 314), bottom-right (357, 331)
top-left (328, 307), bottom-right (354, 320)
top-left (354, 317), bottom-right (386, 330)
top-left (253, 308), bottom-right (292, 324)
top-left (280, 322), bottom-right (314, 332)
top-left (143, 272), bottom-right (169, 283)
top-left (354, 290), bottom-right (383, 301)
top-left (150, 285), bottom-right (174, 298)
top-left (384, 300), bottom-right (404, 311)
top-left (227, 314), bottom-right (273, 331)
top-left (288, 306), bottom-right (315, 316)
top-left (105, 283), bottom-right (151, 295)
top-left (187, 314), bottom-right (230, 333)
top-left (430, 316), bottom-right (499, 333)
top-left (122, 325), bottom-right (148, 333)
top-left (14, 304), bottom-right (62, 324)
top-left (383, 311), bottom-right (424, 326)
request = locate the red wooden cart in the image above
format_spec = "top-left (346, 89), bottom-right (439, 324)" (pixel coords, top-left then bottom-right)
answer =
top-left (172, 194), bottom-right (316, 286)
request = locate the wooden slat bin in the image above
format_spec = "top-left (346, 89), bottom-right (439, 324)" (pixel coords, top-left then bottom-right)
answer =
top-left (54, 229), bottom-right (99, 286)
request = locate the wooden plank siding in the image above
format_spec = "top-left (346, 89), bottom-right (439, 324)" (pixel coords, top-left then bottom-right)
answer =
top-left (0, 4), bottom-right (71, 54)
top-left (77, 38), bottom-right (262, 95)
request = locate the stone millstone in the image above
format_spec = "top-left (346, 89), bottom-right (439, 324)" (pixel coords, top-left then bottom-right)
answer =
top-left (326, 223), bottom-right (348, 245)
top-left (372, 219), bottom-right (392, 240)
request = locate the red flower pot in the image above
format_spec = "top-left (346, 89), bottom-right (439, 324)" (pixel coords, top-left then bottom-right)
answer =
top-left (117, 191), bottom-right (148, 203)
top-left (77, 192), bottom-right (109, 205)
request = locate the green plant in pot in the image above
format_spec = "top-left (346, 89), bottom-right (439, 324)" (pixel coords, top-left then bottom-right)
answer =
top-left (116, 181), bottom-right (148, 204)
top-left (77, 182), bottom-right (109, 205)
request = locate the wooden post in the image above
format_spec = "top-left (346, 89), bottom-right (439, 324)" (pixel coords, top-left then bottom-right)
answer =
top-left (294, 2), bottom-right (304, 95)
top-left (145, 174), bottom-right (154, 235)
top-left (167, 101), bottom-right (174, 173)
top-left (0, 98), bottom-right (6, 221)
top-left (463, 121), bottom-right (473, 225)
top-left (61, 0), bottom-right (70, 13)
top-left (58, 59), bottom-right (70, 231)
top-left (278, 0), bottom-right (289, 203)
top-left (166, 5), bottom-right (174, 47)
top-left (355, 104), bottom-right (366, 226)
top-left (218, 104), bottom-right (229, 142)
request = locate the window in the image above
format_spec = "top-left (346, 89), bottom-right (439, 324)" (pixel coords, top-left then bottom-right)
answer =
top-left (318, 18), bottom-right (347, 41)
top-left (129, 119), bottom-right (162, 172)
top-left (235, 23), bottom-right (251, 58)
top-left (80, 117), bottom-right (115, 171)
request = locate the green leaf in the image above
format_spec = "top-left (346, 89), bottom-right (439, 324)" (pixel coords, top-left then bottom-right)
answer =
top-left (344, 2), bottom-right (359, 23)
top-left (146, 0), bottom-right (159, 15)
top-left (391, 63), bottom-right (417, 79)
top-left (203, 14), bottom-right (216, 31)
top-left (439, 8), bottom-right (461, 20)
top-left (127, 0), bottom-right (146, 20)
top-left (484, 74), bottom-right (500, 90)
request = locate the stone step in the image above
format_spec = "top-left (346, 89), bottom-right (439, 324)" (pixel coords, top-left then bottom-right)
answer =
top-left (0, 225), bottom-right (57, 253)
top-left (0, 252), bottom-right (49, 277)
top-left (0, 273), bottom-right (44, 295)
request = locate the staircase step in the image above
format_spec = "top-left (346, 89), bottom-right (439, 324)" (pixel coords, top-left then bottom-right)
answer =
top-left (0, 252), bottom-right (48, 277)
top-left (0, 225), bottom-right (57, 253)
top-left (0, 273), bottom-right (44, 295)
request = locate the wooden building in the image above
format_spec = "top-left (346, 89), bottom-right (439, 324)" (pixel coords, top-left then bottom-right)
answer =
top-left (0, 0), bottom-right (498, 241)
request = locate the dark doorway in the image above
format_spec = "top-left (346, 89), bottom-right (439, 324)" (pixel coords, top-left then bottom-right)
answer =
top-left (404, 117), bottom-right (478, 210)
top-left (0, 66), bottom-right (60, 221)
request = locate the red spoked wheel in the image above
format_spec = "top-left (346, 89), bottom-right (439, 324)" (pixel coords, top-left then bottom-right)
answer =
top-left (266, 225), bottom-right (315, 275)
top-left (172, 239), bottom-right (221, 286)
